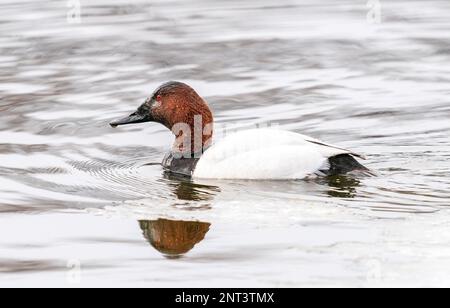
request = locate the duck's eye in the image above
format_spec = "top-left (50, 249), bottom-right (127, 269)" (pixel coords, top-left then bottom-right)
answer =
top-left (156, 95), bottom-right (162, 102)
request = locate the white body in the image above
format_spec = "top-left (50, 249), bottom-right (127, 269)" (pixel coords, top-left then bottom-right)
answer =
top-left (192, 129), bottom-right (363, 180)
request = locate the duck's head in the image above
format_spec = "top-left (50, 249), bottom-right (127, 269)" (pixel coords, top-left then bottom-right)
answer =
top-left (110, 81), bottom-right (213, 154)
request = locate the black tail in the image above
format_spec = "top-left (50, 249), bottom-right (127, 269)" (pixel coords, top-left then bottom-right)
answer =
top-left (321, 154), bottom-right (371, 176)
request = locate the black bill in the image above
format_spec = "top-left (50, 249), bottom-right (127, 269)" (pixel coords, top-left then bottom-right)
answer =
top-left (110, 112), bottom-right (151, 128)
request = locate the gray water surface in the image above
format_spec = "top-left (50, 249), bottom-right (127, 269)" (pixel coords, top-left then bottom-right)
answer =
top-left (1, 0), bottom-right (450, 287)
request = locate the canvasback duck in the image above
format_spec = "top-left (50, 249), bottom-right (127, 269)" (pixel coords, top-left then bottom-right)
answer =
top-left (110, 81), bottom-right (369, 180)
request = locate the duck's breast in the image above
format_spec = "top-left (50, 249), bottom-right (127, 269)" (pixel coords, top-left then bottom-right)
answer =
top-left (192, 129), bottom-right (358, 180)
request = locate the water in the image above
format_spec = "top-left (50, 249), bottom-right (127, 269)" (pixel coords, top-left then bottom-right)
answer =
top-left (1, 0), bottom-right (450, 287)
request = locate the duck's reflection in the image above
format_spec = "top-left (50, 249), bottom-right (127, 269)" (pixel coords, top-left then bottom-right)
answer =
top-left (138, 173), bottom-right (218, 258)
top-left (323, 175), bottom-right (361, 198)
top-left (139, 219), bottom-right (211, 259)
top-left (163, 171), bottom-right (221, 202)
top-left (137, 172), bottom-right (362, 258)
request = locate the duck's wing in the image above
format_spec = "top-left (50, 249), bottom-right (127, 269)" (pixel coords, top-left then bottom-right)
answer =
top-left (192, 129), bottom-right (367, 180)
top-left (297, 134), bottom-right (366, 160)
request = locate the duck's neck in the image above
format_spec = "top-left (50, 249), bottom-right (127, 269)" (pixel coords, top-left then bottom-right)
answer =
top-left (172, 117), bottom-right (213, 158)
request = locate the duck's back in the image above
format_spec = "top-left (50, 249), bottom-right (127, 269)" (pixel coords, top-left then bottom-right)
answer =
top-left (192, 129), bottom-right (367, 180)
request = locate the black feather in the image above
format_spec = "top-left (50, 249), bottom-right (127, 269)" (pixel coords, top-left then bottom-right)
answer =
top-left (321, 154), bottom-right (369, 176)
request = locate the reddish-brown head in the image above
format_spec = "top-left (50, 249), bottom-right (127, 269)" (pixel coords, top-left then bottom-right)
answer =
top-left (110, 81), bottom-right (214, 155)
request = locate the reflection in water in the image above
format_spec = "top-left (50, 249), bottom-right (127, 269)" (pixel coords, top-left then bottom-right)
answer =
top-left (163, 172), bottom-right (220, 202)
top-left (139, 174), bottom-right (216, 258)
top-left (321, 175), bottom-right (361, 198)
top-left (139, 219), bottom-right (211, 258)
top-left (0, 0), bottom-right (449, 287)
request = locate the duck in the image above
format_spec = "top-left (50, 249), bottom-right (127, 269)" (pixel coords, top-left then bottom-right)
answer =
top-left (110, 81), bottom-right (369, 180)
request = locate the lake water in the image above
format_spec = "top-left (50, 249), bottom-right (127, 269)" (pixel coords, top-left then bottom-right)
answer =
top-left (1, 0), bottom-right (450, 287)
